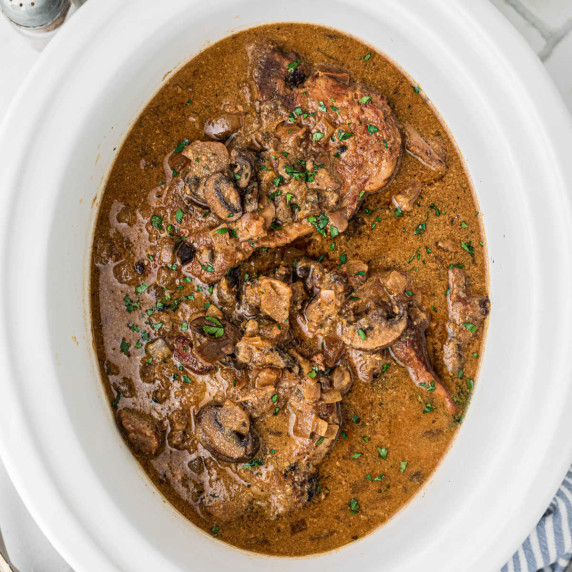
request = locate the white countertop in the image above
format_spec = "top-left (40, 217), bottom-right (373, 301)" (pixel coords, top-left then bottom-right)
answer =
top-left (0, 1), bottom-right (571, 570)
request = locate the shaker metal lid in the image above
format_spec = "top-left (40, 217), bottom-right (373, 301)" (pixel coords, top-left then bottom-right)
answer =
top-left (0, 0), bottom-right (69, 30)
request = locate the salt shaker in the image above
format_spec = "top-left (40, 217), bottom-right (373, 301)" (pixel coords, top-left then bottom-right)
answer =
top-left (0, 0), bottom-right (84, 47)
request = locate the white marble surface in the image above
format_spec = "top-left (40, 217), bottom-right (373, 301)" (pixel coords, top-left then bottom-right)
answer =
top-left (0, 1), bottom-right (571, 570)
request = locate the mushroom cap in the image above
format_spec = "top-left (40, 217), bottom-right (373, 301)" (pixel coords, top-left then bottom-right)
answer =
top-left (173, 316), bottom-right (240, 374)
top-left (196, 402), bottom-right (260, 463)
top-left (204, 173), bottom-right (243, 221)
top-left (204, 113), bottom-right (244, 142)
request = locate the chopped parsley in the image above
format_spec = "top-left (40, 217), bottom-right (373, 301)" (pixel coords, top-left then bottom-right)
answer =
top-left (120, 339), bottom-right (130, 356)
top-left (337, 129), bottom-right (354, 141)
top-left (461, 240), bottom-right (475, 257)
top-left (307, 213), bottom-right (330, 237)
top-left (348, 498), bottom-right (360, 513)
top-left (287, 60), bottom-right (301, 72)
top-left (463, 322), bottom-right (477, 333)
top-left (202, 316), bottom-right (225, 338)
top-left (151, 215), bottom-right (163, 231)
top-left (135, 283), bottom-right (148, 295)
top-left (215, 227), bottom-right (237, 238)
top-left (174, 139), bottom-right (189, 153)
top-left (111, 389), bottom-right (121, 409)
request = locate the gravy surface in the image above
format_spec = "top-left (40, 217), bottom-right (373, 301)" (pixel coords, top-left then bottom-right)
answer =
top-left (91, 24), bottom-right (488, 556)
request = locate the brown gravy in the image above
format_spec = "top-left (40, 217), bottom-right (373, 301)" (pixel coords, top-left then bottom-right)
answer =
top-left (91, 24), bottom-right (488, 556)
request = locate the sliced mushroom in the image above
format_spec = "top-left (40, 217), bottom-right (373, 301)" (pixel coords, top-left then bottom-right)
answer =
top-left (173, 334), bottom-right (213, 374)
top-left (218, 399), bottom-right (251, 433)
top-left (173, 317), bottom-right (240, 374)
top-left (403, 124), bottom-right (447, 173)
top-left (196, 401), bottom-right (260, 463)
top-left (204, 173), bottom-right (243, 221)
top-left (204, 113), bottom-right (244, 141)
top-left (340, 305), bottom-right (407, 351)
top-left (230, 148), bottom-right (253, 189)
top-left (243, 182), bottom-right (259, 213)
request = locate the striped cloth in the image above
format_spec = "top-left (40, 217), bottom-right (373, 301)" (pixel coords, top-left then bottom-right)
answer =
top-left (503, 466), bottom-right (572, 572)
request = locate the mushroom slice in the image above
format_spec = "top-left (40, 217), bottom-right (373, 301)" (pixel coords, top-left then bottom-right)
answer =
top-left (230, 148), bottom-right (254, 189)
top-left (204, 113), bottom-right (244, 142)
top-left (173, 334), bottom-right (214, 374)
top-left (173, 317), bottom-right (240, 374)
top-left (204, 173), bottom-right (243, 221)
top-left (196, 402), bottom-right (260, 463)
top-left (403, 124), bottom-right (447, 173)
top-left (340, 305), bottom-right (407, 351)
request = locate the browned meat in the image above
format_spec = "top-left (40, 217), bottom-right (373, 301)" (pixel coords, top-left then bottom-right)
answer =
top-left (247, 42), bottom-right (306, 105)
top-left (117, 408), bottom-right (162, 456)
top-left (181, 140), bottom-right (231, 175)
top-left (235, 336), bottom-right (295, 369)
top-left (392, 178), bottom-right (422, 212)
top-left (443, 267), bottom-right (490, 375)
top-left (299, 68), bottom-right (402, 199)
top-left (403, 124), bottom-right (447, 173)
top-left (244, 277), bottom-right (292, 324)
top-left (390, 319), bottom-right (458, 414)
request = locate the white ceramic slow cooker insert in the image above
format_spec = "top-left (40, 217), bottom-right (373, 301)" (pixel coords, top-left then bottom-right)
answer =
top-left (1, 0), bottom-right (572, 570)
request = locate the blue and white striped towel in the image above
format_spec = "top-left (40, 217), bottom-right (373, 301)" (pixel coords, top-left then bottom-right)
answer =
top-left (503, 466), bottom-right (572, 572)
